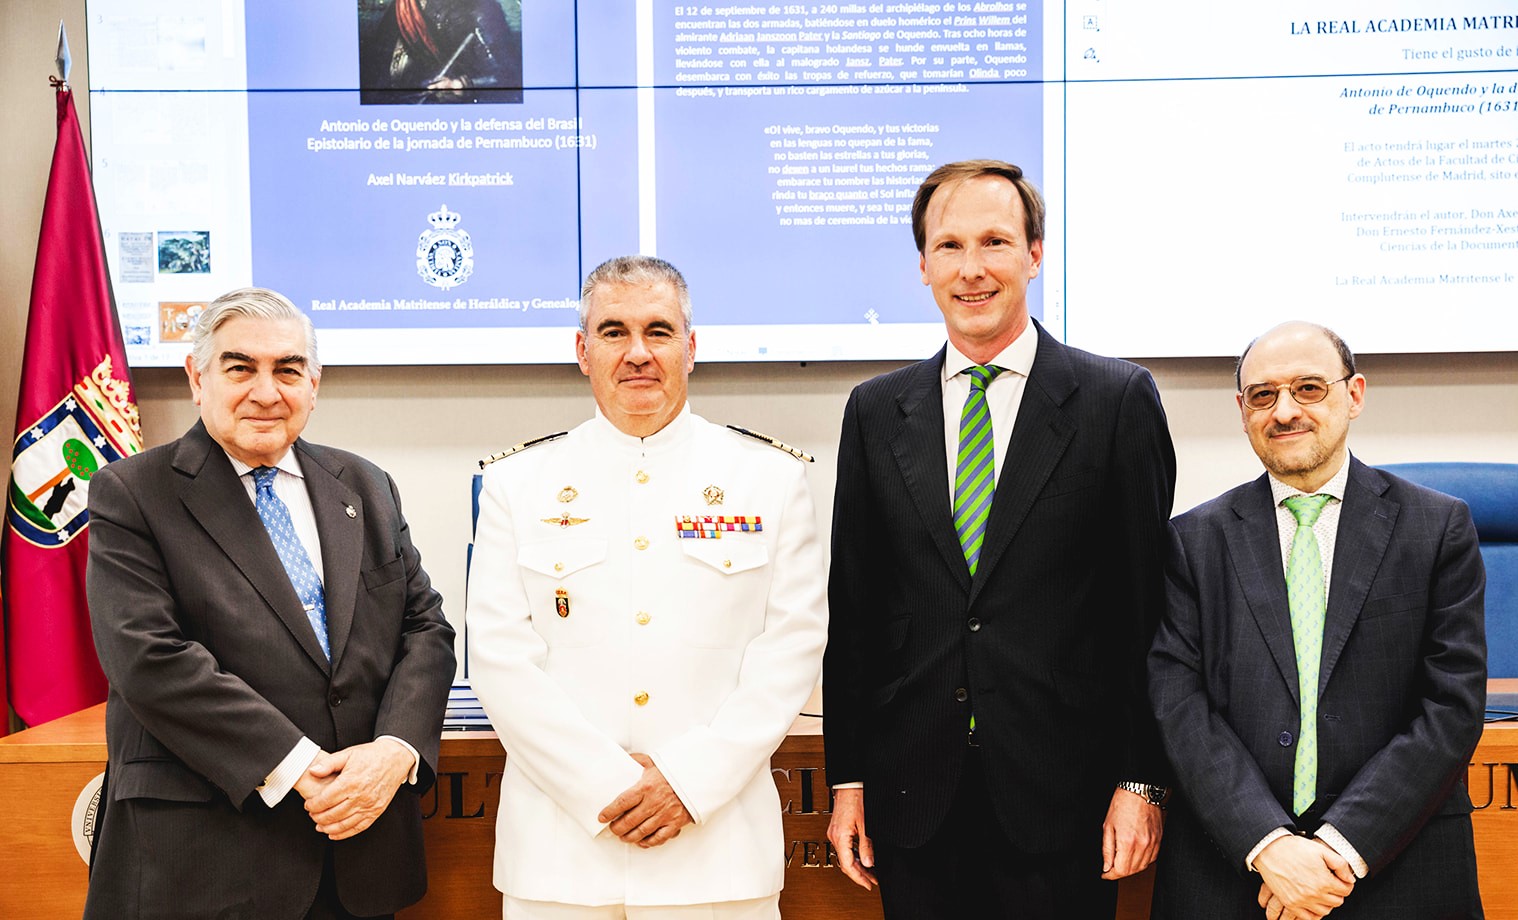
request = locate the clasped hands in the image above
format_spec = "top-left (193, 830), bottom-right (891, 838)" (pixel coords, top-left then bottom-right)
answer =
top-left (596, 752), bottom-right (694, 848)
top-left (1255, 834), bottom-right (1357, 920)
top-left (294, 739), bottom-right (414, 840)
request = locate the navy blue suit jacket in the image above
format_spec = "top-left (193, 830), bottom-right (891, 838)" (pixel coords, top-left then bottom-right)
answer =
top-left (824, 322), bottom-right (1176, 852)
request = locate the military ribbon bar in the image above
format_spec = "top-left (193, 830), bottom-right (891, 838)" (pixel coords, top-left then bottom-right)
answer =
top-left (674, 515), bottom-right (763, 538)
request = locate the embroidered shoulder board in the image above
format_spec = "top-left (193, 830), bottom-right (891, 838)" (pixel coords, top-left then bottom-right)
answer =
top-left (725, 425), bottom-right (814, 463)
top-left (478, 432), bottom-right (568, 469)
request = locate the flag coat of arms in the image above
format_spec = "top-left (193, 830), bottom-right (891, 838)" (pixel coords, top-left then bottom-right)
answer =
top-left (2, 82), bottom-right (142, 729)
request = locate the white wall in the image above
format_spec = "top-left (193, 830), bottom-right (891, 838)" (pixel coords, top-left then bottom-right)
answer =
top-left (4, 0), bottom-right (1515, 642)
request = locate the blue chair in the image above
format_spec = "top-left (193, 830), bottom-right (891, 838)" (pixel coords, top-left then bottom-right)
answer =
top-left (1380, 462), bottom-right (1518, 680)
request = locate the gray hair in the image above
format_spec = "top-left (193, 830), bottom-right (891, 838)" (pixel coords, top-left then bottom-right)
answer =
top-left (189, 287), bottom-right (320, 376)
top-left (578, 255), bottom-right (693, 332)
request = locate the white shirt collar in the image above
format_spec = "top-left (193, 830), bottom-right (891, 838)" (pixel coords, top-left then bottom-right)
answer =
top-left (226, 447), bottom-right (304, 480)
top-left (941, 321), bottom-right (1038, 384)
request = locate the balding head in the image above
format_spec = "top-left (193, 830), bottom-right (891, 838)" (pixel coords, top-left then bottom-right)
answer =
top-left (1235, 321), bottom-right (1365, 492)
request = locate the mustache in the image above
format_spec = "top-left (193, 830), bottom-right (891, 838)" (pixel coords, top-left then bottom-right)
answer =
top-left (1267, 423), bottom-right (1315, 437)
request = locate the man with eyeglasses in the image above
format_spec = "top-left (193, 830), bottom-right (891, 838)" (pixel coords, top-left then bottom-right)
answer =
top-left (1148, 321), bottom-right (1486, 920)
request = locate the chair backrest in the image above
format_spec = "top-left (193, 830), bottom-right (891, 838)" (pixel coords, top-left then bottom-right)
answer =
top-left (1380, 462), bottom-right (1518, 678)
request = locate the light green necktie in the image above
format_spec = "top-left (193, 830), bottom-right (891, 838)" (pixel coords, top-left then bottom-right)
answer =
top-left (1284, 493), bottom-right (1332, 815)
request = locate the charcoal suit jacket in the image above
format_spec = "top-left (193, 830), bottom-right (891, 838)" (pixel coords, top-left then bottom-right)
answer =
top-left (1149, 458), bottom-right (1486, 919)
top-left (83, 420), bottom-right (456, 919)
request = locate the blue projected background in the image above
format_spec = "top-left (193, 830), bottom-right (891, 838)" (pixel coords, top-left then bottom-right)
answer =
top-left (86, 2), bottom-right (1518, 364)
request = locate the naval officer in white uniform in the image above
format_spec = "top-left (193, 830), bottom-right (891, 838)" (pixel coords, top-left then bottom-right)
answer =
top-left (467, 255), bottom-right (829, 919)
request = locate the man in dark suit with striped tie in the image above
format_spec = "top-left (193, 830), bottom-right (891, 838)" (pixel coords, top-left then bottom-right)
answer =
top-left (1148, 322), bottom-right (1485, 919)
top-left (823, 159), bottom-right (1178, 918)
top-left (84, 287), bottom-right (456, 919)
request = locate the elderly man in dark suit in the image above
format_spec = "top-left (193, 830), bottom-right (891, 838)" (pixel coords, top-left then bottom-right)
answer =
top-left (823, 159), bottom-right (1177, 919)
top-left (84, 287), bottom-right (456, 920)
top-left (1149, 321), bottom-right (1486, 920)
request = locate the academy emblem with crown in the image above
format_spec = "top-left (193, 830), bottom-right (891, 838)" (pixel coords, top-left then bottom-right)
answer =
top-left (416, 204), bottom-right (475, 290)
top-left (7, 356), bottom-right (142, 547)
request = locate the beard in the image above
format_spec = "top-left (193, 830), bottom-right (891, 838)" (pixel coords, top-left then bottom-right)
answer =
top-left (1258, 423), bottom-right (1343, 480)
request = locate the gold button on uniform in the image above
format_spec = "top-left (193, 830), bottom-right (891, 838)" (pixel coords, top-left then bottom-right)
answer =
top-left (553, 562), bottom-right (564, 572)
top-left (634, 536), bottom-right (649, 550)
top-left (636, 611), bottom-right (652, 625)
top-left (635, 470), bottom-right (650, 484)
top-left (723, 559), bottom-right (732, 568)
top-left (634, 691), bottom-right (650, 706)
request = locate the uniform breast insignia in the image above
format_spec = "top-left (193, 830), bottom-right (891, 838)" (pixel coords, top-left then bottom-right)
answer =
top-left (542, 512), bottom-right (591, 528)
top-left (555, 588), bottom-right (570, 618)
top-left (702, 484), bottom-right (724, 506)
top-left (557, 486), bottom-right (579, 503)
top-left (675, 515), bottom-right (763, 539)
top-left (725, 425), bottom-right (814, 462)
top-left (477, 431), bottom-right (568, 469)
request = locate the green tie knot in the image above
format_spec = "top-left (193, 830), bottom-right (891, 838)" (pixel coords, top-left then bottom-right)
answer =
top-left (966, 364), bottom-right (1003, 392)
top-left (1284, 493), bottom-right (1332, 527)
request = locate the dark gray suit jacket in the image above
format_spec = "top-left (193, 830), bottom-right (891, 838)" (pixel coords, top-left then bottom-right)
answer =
top-left (824, 322), bottom-right (1177, 852)
top-left (83, 421), bottom-right (456, 919)
top-left (1149, 458), bottom-right (1486, 919)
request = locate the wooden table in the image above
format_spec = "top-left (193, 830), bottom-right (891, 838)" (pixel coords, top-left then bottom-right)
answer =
top-left (7, 703), bottom-right (1518, 918)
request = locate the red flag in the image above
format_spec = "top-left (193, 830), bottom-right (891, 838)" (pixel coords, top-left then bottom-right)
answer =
top-left (2, 84), bottom-right (142, 730)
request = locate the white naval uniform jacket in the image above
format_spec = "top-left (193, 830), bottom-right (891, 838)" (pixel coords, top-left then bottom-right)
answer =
top-left (468, 405), bottom-right (828, 907)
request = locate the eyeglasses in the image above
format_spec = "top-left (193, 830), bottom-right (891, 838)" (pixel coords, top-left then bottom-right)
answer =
top-left (1240, 375), bottom-right (1353, 412)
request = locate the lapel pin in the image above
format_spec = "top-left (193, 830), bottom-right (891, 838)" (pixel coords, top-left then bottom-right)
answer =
top-left (344, 504), bottom-right (356, 519)
top-left (558, 485), bottom-right (579, 503)
top-left (542, 512), bottom-right (590, 527)
top-left (703, 484), bottom-right (724, 506)
top-left (555, 587), bottom-right (570, 618)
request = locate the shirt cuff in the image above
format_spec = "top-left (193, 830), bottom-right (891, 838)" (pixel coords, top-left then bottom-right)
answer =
top-left (1246, 827), bottom-right (1293, 872)
top-left (1315, 822), bottom-right (1369, 878)
top-left (258, 737), bottom-right (321, 807)
top-left (377, 735), bottom-right (422, 785)
top-left (831, 781), bottom-right (864, 790)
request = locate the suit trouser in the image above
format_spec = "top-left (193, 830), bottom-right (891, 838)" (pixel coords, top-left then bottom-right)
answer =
top-left (307, 845), bottom-right (394, 920)
top-left (872, 745), bottom-right (1117, 920)
top-left (503, 894), bottom-right (779, 919)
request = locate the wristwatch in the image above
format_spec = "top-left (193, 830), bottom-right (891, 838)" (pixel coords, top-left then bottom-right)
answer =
top-left (1118, 781), bottom-right (1170, 808)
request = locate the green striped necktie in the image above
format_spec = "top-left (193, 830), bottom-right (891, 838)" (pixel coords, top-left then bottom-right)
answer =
top-left (954, 364), bottom-right (1003, 575)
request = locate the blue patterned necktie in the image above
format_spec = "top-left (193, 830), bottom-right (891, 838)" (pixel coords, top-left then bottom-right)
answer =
top-left (1284, 492), bottom-right (1332, 815)
top-left (252, 466), bottom-right (329, 659)
top-left (954, 364), bottom-right (1004, 575)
